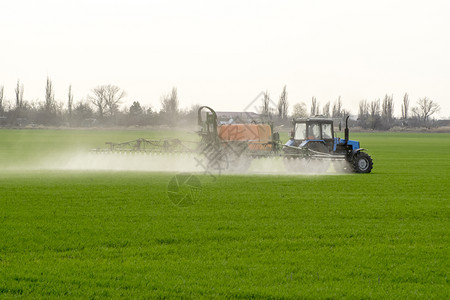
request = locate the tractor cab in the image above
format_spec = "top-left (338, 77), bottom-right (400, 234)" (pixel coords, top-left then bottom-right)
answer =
top-left (286, 117), bottom-right (335, 153)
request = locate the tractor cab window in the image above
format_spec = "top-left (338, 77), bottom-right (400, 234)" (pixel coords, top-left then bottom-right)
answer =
top-left (294, 123), bottom-right (306, 140)
top-left (322, 123), bottom-right (332, 139)
top-left (307, 123), bottom-right (320, 139)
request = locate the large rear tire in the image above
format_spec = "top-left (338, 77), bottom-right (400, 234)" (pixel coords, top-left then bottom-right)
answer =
top-left (352, 152), bottom-right (373, 173)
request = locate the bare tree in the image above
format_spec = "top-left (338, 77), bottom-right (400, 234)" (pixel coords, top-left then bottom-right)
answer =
top-left (310, 97), bottom-right (319, 116)
top-left (401, 93), bottom-right (409, 120)
top-left (358, 99), bottom-right (369, 128)
top-left (89, 86), bottom-right (106, 118)
top-left (45, 77), bottom-right (55, 113)
top-left (160, 87), bottom-right (179, 125)
top-left (68, 85), bottom-right (73, 125)
top-left (90, 84), bottom-right (125, 119)
top-left (332, 96), bottom-right (342, 118)
top-left (261, 91), bottom-right (270, 116)
top-left (369, 100), bottom-right (380, 118)
top-left (103, 85), bottom-right (126, 118)
top-left (292, 102), bottom-right (307, 118)
top-left (322, 101), bottom-right (331, 117)
top-left (0, 85), bottom-right (4, 113)
top-left (15, 80), bottom-right (24, 110)
top-left (411, 97), bottom-right (440, 124)
top-left (277, 85), bottom-right (288, 120)
top-left (381, 94), bottom-right (394, 128)
top-left (369, 99), bottom-right (381, 130)
top-left (15, 81), bottom-right (19, 109)
top-left (358, 100), bottom-right (368, 119)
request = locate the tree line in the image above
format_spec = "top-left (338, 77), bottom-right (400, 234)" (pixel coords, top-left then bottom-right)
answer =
top-left (260, 86), bottom-right (442, 130)
top-left (0, 79), bottom-right (443, 129)
top-left (0, 79), bottom-right (195, 127)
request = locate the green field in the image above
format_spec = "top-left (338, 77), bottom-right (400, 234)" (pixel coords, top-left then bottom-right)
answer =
top-left (0, 129), bottom-right (449, 298)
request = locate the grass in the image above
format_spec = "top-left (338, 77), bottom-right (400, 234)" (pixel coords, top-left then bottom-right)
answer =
top-left (0, 129), bottom-right (449, 298)
top-left (0, 128), bottom-right (199, 168)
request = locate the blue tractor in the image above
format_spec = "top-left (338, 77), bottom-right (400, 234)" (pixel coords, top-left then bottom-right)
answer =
top-left (94, 106), bottom-right (373, 174)
top-left (283, 116), bottom-right (373, 173)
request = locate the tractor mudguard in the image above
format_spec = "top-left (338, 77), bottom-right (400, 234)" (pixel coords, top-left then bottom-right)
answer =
top-left (348, 148), bottom-right (367, 160)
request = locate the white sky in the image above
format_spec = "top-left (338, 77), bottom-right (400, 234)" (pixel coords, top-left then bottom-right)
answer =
top-left (1, 0), bottom-right (449, 118)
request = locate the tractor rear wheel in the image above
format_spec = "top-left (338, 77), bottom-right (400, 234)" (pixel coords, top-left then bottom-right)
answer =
top-left (352, 152), bottom-right (373, 173)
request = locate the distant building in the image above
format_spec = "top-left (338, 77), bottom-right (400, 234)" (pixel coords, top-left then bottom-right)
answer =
top-left (215, 111), bottom-right (262, 124)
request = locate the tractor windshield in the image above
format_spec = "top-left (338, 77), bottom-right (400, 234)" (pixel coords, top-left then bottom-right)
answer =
top-left (307, 123), bottom-right (321, 139)
top-left (294, 123), bottom-right (306, 140)
top-left (322, 123), bottom-right (332, 139)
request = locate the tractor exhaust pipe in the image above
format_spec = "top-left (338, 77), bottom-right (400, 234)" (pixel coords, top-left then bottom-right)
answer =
top-left (344, 116), bottom-right (349, 145)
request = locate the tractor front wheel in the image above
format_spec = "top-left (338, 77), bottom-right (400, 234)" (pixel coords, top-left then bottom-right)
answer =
top-left (352, 152), bottom-right (373, 173)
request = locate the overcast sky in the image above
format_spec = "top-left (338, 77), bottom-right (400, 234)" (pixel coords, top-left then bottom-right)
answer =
top-left (1, 0), bottom-right (449, 118)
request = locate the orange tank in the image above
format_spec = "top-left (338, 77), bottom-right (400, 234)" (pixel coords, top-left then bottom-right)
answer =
top-left (218, 124), bottom-right (272, 151)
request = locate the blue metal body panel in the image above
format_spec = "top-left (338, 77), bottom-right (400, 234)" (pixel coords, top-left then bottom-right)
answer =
top-left (347, 140), bottom-right (360, 150)
top-left (333, 137), bottom-right (340, 151)
top-left (286, 138), bottom-right (360, 152)
top-left (335, 139), bottom-right (360, 150)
